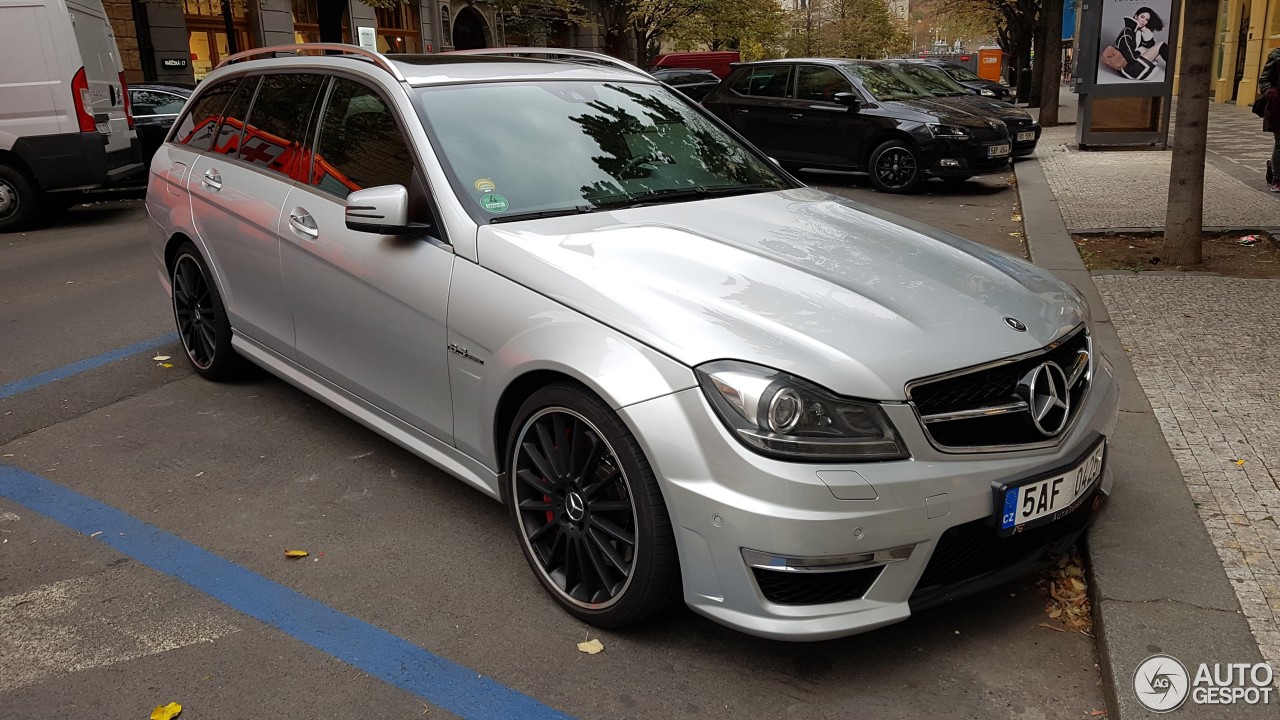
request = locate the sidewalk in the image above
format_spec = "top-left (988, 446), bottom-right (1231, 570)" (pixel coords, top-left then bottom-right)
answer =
top-left (1017, 95), bottom-right (1279, 718)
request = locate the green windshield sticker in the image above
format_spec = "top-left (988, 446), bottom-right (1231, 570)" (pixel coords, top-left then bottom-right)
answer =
top-left (480, 194), bottom-right (509, 213)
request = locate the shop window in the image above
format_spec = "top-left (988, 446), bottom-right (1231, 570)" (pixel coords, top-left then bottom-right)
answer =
top-left (291, 0), bottom-right (350, 44)
top-left (375, 3), bottom-right (420, 53)
top-left (185, 0), bottom-right (250, 81)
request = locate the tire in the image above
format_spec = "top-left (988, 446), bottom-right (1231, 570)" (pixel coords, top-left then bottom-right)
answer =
top-left (868, 140), bottom-right (923, 193)
top-left (170, 242), bottom-right (241, 381)
top-left (505, 383), bottom-right (680, 627)
top-left (0, 162), bottom-right (41, 233)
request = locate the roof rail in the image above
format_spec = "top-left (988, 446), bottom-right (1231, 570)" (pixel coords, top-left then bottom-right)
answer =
top-left (443, 47), bottom-right (649, 78)
top-left (215, 43), bottom-right (407, 82)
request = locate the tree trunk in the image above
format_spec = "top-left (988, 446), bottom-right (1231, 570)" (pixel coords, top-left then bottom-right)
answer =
top-left (221, 0), bottom-right (238, 55)
top-left (317, 0), bottom-right (347, 45)
top-left (1029, 10), bottom-right (1047, 107)
top-left (1039, 0), bottom-right (1063, 126)
top-left (1163, 0), bottom-right (1219, 265)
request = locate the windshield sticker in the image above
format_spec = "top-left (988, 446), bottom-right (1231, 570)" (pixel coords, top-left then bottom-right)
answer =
top-left (480, 194), bottom-right (509, 213)
top-left (474, 178), bottom-right (496, 193)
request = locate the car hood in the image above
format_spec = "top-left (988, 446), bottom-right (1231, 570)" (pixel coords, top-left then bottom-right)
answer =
top-left (476, 188), bottom-right (1085, 400)
top-left (925, 95), bottom-right (1034, 123)
top-left (879, 99), bottom-right (991, 126)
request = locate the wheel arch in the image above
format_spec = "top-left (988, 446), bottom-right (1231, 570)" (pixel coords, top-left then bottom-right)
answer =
top-left (864, 130), bottom-right (919, 167)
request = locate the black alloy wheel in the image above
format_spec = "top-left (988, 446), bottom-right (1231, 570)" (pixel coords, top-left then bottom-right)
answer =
top-left (869, 141), bottom-right (922, 193)
top-left (507, 384), bottom-right (679, 627)
top-left (171, 242), bottom-right (239, 380)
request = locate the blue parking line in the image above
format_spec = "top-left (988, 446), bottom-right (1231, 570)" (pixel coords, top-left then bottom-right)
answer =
top-left (0, 332), bottom-right (180, 400)
top-left (0, 464), bottom-right (571, 720)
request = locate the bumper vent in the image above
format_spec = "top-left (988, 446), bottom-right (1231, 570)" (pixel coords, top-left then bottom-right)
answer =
top-left (752, 566), bottom-right (883, 606)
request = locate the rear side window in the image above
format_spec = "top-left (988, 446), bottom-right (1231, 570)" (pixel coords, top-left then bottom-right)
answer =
top-left (172, 80), bottom-right (239, 150)
top-left (211, 77), bottom-right (259, 157)
top-left (236, 73), bottom-right (325, 178)
top-left (795, 66), bottom-right (851, 102)
top-left (729, 66), bottom-right (793, 99)
top-left (309, 78), bottom-right (414, 199)
top-left (132, 90), bottom-right (188, 116)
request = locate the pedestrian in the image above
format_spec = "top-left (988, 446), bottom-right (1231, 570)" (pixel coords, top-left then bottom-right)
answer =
top-left (1114, 7), bottom-right (1168, 81)
top-left (1259, 47), bottom-right (1280, 188)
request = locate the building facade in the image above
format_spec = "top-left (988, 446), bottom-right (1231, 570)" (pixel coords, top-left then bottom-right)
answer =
top-left (107, 0), bottom-right (608, 85)
top-left (1213, 0), bottom-right (1280, 105)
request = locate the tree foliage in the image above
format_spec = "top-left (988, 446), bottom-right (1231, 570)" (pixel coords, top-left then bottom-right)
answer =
top-left (667, 0), bottom-right (787, 60)
top-left (786, 0), bottom-right (910, 59)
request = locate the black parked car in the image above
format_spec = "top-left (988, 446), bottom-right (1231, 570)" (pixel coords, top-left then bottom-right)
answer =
top-left (909, 59), bottom-right (1013, 102)
top-left (650, 68), bottom-right (722, 101)
top-left (884, 60), bottom-right (1040, 157)
top-left (702, 58), bottom-right (1012, 193)
top-left (129, 84), bottom-right (193, 167)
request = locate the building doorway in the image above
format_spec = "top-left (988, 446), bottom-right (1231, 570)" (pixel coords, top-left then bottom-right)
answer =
top-left (453, 6), bottom-right (488, 50)
top-left (1233, 3), bottom-right (1251, 101)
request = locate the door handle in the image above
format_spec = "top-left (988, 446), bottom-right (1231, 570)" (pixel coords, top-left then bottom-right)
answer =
top-left (734, 109), bottom-right (749, 114)
top-left (289, 209), bottom-right (319, 239)
top-left (201, 169), bottom-right (222, 191)
top-left (788, 113), bottom-right (803, 119)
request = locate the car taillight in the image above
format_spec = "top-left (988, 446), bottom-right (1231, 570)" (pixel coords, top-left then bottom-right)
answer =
top-left (119, 71), bottom-right (134, 129)
top-left (71, 67), bottom-right (95, 133)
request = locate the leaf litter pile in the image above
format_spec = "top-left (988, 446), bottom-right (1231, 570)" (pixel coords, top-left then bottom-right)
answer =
top-left (1038, 552), bottom-right (1092, 634)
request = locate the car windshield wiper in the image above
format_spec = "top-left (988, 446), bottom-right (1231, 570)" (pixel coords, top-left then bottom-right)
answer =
top-left (489, 205), bottom-right (599, 224)
top-left (621, 184), bottom-right (779, 208)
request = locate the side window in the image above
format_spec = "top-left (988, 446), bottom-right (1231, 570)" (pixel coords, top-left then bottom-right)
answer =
top-left (731, 66), bottom-right (794, 99)
top-left (310, 78), bottom-right (414, 199)
top-left (728, 70), bottom-right (753, 95)
top-left (796, 65), bottom-right (851, 102)
top-left (236, 73), bottom-right (325, 178)
top-left (211, 77), bottom-right (259, 157)
top-left (171, 80), bottom-right (239, 150)
top-left (132, 90), bottom-right (187, 116)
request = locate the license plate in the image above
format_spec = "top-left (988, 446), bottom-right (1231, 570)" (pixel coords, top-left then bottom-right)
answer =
top-left (988, 143), bottom-right (1011, 158)
top-left (1016, 131), bottom-right (1035, 141)
top-left (996, 440), bottom-right (1106, 536)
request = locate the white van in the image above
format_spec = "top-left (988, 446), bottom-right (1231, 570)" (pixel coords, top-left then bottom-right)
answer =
top-left (0, 0), bottom-right (141, 231)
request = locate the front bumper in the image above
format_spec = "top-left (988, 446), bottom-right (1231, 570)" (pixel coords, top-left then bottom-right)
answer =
top-left (921, 137), bottom-right (1014, 177)
top-left (620, 351), bottom-right (1118, 640)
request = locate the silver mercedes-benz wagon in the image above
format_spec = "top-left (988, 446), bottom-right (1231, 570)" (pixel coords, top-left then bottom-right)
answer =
top-left (146, 45), bottom-right (1118, 640)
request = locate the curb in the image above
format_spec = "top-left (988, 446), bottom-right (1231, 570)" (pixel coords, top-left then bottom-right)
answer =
top-left (1014, 156), bottom-right (1273, 719)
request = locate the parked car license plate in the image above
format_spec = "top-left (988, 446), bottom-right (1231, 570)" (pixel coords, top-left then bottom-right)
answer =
top-left (996, 440), bottom-right (1106, 536)
top-left (1016, 131), bottom-right (1035, 141)
top-left (987, 143), bottom-right (1011, 158)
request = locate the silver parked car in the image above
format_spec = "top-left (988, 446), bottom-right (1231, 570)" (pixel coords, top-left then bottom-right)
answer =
top-left (146, 45), bottom-right (1118, 640)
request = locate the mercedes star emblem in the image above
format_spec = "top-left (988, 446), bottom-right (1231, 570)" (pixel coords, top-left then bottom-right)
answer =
top-left (566, 491), bottom-right (586, 521)
top-left (1018, 361), bottom-right (1071, 436)
top-left (1005, 317), bottom-right (1027, 332)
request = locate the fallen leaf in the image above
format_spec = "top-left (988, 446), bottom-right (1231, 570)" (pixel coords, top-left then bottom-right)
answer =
top-left (161, 363), bottom-right (174, 368)
top-left (89, 531), bottom-right (103, 538)
top-left (152, 355), bottom-right (171, 361)
top-left (284, 549), bottom-right (309, 559)
top-left (577, 638), bottom-right (604, 655)
top-left (1037, 622), bottom-right (1067, 632)
top-left (1090, 710), bottom-right (1107, 717)
top-left (150, 702), bottom-right (182, 720)
top-left (1236, 459), bottom-right (1246, 466)
top-left (195, 472), bottom-right (204, 478)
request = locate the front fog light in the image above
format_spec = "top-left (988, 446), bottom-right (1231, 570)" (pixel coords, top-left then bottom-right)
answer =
top-left (697, 360), bottom-right (908, 462)
top-left (940, 158), bottom-right (961, 167)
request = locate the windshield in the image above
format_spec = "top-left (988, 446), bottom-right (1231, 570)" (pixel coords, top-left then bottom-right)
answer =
top-left (943, 65), bottom-right (982, 82)
top-left (891, 64), bottom-right (968, 96)
top-left (841, 64), bottom-right (931, 102)
top-left (414, 81), bottom-right (790, 222)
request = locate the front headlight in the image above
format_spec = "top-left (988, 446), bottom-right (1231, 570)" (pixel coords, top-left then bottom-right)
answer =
top-left (696, 360), bottom-right (909, 462)
top-left (928, 123), bottom-right (972, 139)
top-left (979, 88), bottom-right (997, 97)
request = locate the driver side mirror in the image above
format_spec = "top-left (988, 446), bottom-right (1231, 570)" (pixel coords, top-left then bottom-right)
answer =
top-left (345, 185), bottom-right (431, 236)
top-left (832, 92), bottom-right (860, 110)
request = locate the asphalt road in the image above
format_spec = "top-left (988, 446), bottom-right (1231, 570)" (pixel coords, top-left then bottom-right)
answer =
top-left (0, 170), bottom-right (1105, 720)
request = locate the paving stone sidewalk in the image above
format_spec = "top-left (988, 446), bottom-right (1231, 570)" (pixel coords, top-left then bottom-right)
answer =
top-left (1092, 275), bottom-right (1280, 671)
top-left (1036, 124), bottom-right (1280, 231)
